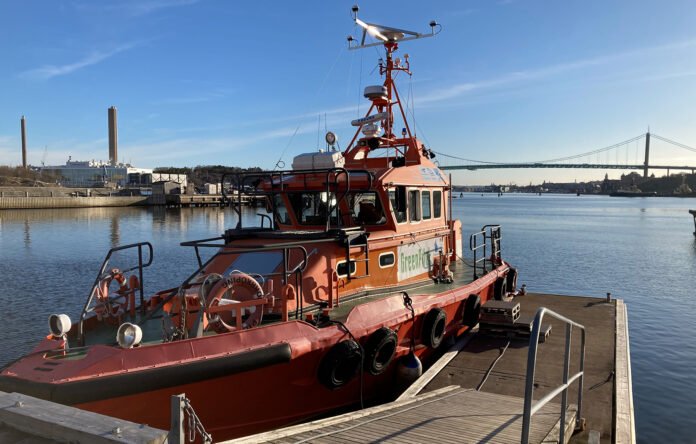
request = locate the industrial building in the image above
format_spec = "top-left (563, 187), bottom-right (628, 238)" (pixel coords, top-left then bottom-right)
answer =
top-left (18, 107), bottom-right (188, 189)
top-left (40, 159), bottom-right (152, 188)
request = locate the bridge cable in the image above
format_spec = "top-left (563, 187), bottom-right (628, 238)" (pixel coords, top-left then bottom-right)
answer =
top-left (651, 133), bottom-right (696, 154)
top-left (432, 133), bottom-right (646, 165)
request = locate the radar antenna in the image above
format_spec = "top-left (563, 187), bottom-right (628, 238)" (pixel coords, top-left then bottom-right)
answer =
top-left (347, 5), bottom-right (441, 50)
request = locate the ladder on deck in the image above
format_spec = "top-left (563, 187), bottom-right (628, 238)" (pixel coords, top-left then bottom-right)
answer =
top-left (341, 228), bottom-right (370, 281)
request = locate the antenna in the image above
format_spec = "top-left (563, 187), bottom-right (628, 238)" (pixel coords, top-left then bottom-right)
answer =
top-left (347, 6), bottom-right (441, 50)
top-left (343, 6), bottom-right (440, 154)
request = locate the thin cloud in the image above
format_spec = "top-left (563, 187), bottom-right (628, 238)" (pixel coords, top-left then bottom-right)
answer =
top-left (420, 37), bottom-right (696, 105)
top-left (20, 43), bottom-right (139, 80)
top-left (122, 125), bottom-right (309, 166)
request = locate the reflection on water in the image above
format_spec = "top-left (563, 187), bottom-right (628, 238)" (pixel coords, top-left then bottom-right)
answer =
top-left (23, 219), bottom-right (30, 248)
top-left (0, 206), bottom-right (260, 369)
top-left (0, 196), bottom-right (695, 442)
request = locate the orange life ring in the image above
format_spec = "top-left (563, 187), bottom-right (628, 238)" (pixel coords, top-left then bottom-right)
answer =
top-left (206, 271), bottom-right (265, 333)
top-left (94, 269), bottom-right (130, 320)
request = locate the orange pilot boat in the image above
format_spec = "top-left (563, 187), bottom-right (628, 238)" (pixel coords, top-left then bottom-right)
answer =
top-left (0, 9), bottom-right (517, 441)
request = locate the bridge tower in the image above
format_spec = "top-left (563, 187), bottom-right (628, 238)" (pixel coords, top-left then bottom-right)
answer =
top-left (643, 132), bottom-right (650, 178)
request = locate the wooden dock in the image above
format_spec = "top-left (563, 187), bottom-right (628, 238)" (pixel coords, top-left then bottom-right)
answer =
top-left (0, 391), bottom-right (167, 443)
top-left (228, 386), bottom-right (576, 444)
top-left (226, 293), bottom-right (633, 444)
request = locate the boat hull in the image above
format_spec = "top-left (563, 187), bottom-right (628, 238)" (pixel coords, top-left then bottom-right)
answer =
top-left (0, 266), bottom-right (506, 440)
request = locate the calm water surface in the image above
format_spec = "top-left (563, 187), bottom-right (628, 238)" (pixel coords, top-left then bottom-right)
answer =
top-left (0, 195), bottom-right (694, 443)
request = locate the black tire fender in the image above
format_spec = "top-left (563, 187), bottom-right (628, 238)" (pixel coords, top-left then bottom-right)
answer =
top-left (506, 268), bottom-right (518, 293)
top-left (462, 294), bottom-right (481, 328)
top-left (363, 327), bottom-right (398, 375)
top-left (318, 339), bottom-right (362, 389)
top-left (494, 276), bottom-right (508, 301)
top-left (422, 308), bottom-right (447, 349)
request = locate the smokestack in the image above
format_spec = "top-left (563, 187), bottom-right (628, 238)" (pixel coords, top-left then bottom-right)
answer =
top-left (108, 106), bottom-right (118, 166)
top-left (20, 116), bottom-right (27, 168)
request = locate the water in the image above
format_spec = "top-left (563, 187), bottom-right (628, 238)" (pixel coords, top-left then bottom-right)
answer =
top-left (0, 195), bottom-right (694, 443)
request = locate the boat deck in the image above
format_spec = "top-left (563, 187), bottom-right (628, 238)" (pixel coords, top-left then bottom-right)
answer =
top-left (227, 293), bottom-right (633, 444)
top-left (76, 261), bottom-right (478, 346)
top-left (329, 261), bottom-right (476, 322)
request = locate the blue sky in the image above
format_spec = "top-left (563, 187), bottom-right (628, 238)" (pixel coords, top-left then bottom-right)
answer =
top-left (1, 0), bottom-right (696, 184)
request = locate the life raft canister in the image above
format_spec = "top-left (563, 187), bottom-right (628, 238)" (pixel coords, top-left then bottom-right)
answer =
top-left (318, 339), bottom-right (362, 389)
top-left (462, 294), bottom-right (481, 328)
top-left (422, 308), bottom-right (447, 349)
top-left (363, 327), bottom-right (398, 376)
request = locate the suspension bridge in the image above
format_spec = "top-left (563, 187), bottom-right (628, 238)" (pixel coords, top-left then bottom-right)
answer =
top-left (437, 132), bottom-right (696, 177)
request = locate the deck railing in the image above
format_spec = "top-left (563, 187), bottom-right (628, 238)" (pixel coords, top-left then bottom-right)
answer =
top-left (521, 307), bottom-right (585, 444)
top-left (78, 242), bottom-right (154, 346)
top-left (469, 224), bottom-right (501, 278)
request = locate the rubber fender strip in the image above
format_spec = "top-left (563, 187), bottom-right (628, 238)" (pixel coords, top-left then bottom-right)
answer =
top-left (0, 343), bottom-right (291, 405)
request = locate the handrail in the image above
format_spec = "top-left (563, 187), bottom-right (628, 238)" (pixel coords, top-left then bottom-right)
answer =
top-left (78, 242), bottom-right (154, 346)
top-left (521, 307), bottom-right (586, 444)
top-left (220, 168), bottom-right (373, 231)
top-left (468, 224), bottom-right (501, 279)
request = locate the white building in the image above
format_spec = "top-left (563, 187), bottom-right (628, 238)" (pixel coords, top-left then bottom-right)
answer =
top-left (42, 158), bottom-right (152, 188)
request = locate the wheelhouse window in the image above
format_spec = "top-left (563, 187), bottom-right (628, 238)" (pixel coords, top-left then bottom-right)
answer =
top-left (272, 194), bottom-right (291, 225)
top-left (409, 190), bottom-right (421, 222)
top-left (349, 192), bottom-right (386, 225)
top-left (422, 191), bottom-right (431, 220)
top-left (388, 187), bottom-right (407, 223)
top-left (433, 190), bottom-right (442, 218)
top-left (288, 192), bottom-right (338, 225)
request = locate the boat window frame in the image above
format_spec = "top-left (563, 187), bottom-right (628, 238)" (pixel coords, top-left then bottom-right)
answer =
top-left (408, 188), bottom-right (421, 223)
top-left (378, 251), bottom-right (395, 268)
top-left (271, 193), bottom-right (293, 226)
top-left (422, 190), bottom-right (432, 220)
top-left (336, 259), bottom-right (357, 278)
top-left (286, 191), bottom-right (339, 226)
top-left (433, 190), bottom-right (442, 219)
top-left (388, 186), bottom-right (408, 225)
top-left (348, 191), bottom-right (388, 226)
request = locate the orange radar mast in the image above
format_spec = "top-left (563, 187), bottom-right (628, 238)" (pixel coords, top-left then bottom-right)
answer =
top-left (345, 5), bottom-right (441, 153)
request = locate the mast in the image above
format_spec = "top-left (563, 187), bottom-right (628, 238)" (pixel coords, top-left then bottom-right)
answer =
top-left (345, 6), bottom-right (440, 154)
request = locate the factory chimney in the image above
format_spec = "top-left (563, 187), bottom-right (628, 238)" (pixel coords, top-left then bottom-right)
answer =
top-left (108, 106), bottom-right (118, 166)
top-left (20, 116), bottom-right (27, 168)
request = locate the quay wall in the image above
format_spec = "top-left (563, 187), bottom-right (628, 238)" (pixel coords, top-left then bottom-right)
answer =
top-left (0, 196), bottom-right (148, 209)
top-left (0, 187), bottom-right (262, 209)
